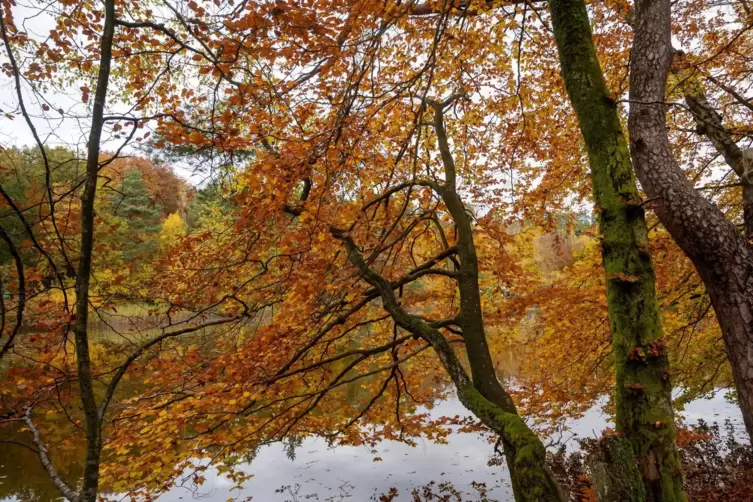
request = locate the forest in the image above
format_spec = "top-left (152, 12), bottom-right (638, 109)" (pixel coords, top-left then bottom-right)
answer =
top-left (0, 0), bottom-right (753, 501)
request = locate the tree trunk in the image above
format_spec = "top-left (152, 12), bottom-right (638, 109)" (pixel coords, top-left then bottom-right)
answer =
top-left (339, 234), bottom-right (564, 501)
top-left (589, 436), bottom-right (646, 502)
top-left (427, 99), bottom-right (565, 500)
top-left (628, 0), bottom-right (753, 443)
top-left (547, 0), bottom-right (686, 499)
top-left (73, 0), bottom-right (116, 500)
top-left (456, 386), bottom-right (564, 500)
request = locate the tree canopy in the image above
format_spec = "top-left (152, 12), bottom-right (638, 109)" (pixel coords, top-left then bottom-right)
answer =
top-left (1, 0), bottom-right (752, 501)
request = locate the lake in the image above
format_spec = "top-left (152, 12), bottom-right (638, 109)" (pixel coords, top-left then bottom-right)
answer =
top-left (2, 391), bottom-right (745, 501)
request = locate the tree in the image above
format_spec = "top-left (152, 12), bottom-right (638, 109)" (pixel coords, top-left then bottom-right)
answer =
top-left (545, 0), bottom-right (685, 498)
top-left (160, 212), bottom-right (186, 248)
top-left (186, 181), bottom-right (233, 231)
top-left (627, 0), bottom-right (753, 443)
top-left (108, 94), bottom-right (565, 501)
top-left (110, 169), bottom-right (162, 263)
top-left (104, 157), bottom-right (191, 219)
top-left (32, 1), bottom-right (670, 500)
top-left (2, 1), bottom-right (750, 501)
top-left (0, 2), bottom-right (243, 501)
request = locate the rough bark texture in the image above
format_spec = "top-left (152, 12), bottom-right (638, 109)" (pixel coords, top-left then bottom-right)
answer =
top-left (628, 0), bottom-right (753, 443)
top-left (547, 0), bottom-right (686, 499)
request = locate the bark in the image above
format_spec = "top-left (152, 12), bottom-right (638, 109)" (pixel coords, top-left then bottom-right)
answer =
top-left (628, 0), bottom-right (753, 443)
top-left (1, 0), bottom-right (115, 499)
top-left (427, 98), bottom-right (518, 414)
top-left (23, 408), bottom-right (80, 502)
top-left (73, 0), bottom-right (116, 500)
top-left (547, 0), bottom-right (686, 499)
top-left (427, 98), bottom-right (563, 499)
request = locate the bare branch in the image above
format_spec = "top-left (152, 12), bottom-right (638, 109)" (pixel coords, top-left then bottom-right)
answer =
top-left (23, 408), bottom-right (80, 502)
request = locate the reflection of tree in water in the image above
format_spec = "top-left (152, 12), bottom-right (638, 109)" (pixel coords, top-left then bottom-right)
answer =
top-left (276, 480), bottom-right (356, 502)
top-left (0, 322), bottom-right (456, 502)
top-left (376, 481), bottom-right (495, 502)
top-left (0, 423), bottom-right (84, 502)
top-left (272, 474), bottom-right (497, 501)
top-left (283, 434), bottom-right (305, 461)
top-left (0, 325), bottom-right (236, 502)
top-left (0, 340), bottom-right (181, 501)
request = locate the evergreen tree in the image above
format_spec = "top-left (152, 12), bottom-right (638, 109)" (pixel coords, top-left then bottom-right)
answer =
top-left (111, 169), bottom-right (162, 263)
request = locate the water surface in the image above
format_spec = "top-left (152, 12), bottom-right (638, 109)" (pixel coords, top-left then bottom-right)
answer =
top-left (3, 393), bottom-right (739, 501)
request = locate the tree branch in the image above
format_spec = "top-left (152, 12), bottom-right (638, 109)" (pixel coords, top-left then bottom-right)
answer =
top-left (23, 408), bottom-right (80, 502)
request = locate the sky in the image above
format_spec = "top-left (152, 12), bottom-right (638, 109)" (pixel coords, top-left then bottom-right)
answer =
top-left (1, 0), bottom-right (740, 195)
top-left (0, 0), bottom-right (209, 184)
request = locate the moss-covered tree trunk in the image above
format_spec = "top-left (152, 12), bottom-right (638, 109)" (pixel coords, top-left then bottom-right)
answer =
top-left (339, 233), bottom-right (564, 501)
top-left (589, 436), bottom-right (647, 502)
top-left (546, 0), bottom-right (686, 500)
top-left (426, 99), bottom-right (564, 501)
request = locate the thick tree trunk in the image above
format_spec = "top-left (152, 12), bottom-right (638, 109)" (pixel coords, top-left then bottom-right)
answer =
top-left (628, 0), bottom-right (753, 443)
top-left (589, 436), bottom-right (646, 502)
top-left (546, 0), bottom-right (686, 499)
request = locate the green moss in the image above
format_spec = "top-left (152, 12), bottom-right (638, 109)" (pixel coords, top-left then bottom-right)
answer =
top-left (547, 0), bottom-right (686, 499)
top-left (458, 386), bottom-right (564, 501)
top-left (590, 436), bottom-right (646, 501)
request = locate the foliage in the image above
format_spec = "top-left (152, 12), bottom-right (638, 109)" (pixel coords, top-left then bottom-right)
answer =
top-left (186, 182), bottom-right (234, 230)
top-left (1, 0), bottom-right (752, 500)
top-left (159, 212), bottom-right (186, 248)
top-left (680, 420), bottom-right (753, 501)
top-left (110, 169), bottom-right (162, 261)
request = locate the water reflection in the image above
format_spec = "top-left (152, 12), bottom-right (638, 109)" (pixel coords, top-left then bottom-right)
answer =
top-left (1, 393), bottom-right (745, 501)
top-left (0, 423), bottom-right (83, 502)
